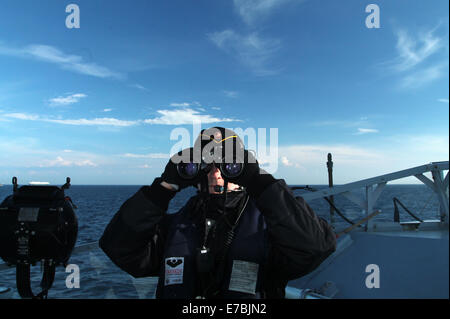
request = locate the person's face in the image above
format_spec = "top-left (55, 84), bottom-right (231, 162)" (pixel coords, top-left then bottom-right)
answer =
top-left (207, 166), bottom-right (240, 194)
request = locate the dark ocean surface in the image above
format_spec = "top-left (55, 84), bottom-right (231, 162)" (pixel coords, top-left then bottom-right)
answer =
top-left (0, 184), bottom-right (443, 299)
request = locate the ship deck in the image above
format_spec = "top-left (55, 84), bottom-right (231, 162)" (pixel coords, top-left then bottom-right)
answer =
top-left (288, 225), bottom-right (449, 299)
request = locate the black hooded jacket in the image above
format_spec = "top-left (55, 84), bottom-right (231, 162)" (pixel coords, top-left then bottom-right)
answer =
top-left (99, 176), bottom-right (336, 298)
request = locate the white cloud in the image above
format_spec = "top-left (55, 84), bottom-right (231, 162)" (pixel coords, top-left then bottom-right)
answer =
top-left (0, 136), bottom-right (164, 176)
top-left (103, 108), bottom-right (113, 112)
top-left (170, 102), bottom-right (191, 107)
top-left (391, 134), bottom-right (449, 157)
top-left (400, 62), bottom-right (448, 89)
top-left (312, 118), bottom-right (370, 128)
top-left (4, 109), bottom-right (239, 127)
top-left (211, 107), bottom-right (221, 110)
top-left (438, 98), bottom-right (449, 103)
top-left (208, 0), bottom-right (301, 75)
top-left (278, 144), bottom-right (383, 165)
top-left (130, 84), bottom-right (150, 91)
top-left (233, 0), bottom-right (300, 25)
top-left (269, 134), bottom-right (449, 184)
top-left (355, 128), bottom-right (379, 135)
top-left (4, 113), bottom-right (39, 121)
top-left (4, 112), bottom-right (138, 127)
top-left (311, 118), bottom-right (381, 135)
top-left (0, 140), bottom-right (104, 169)
top-left (169, 102), bottom-right (202, 107)
top-left (223, 90), bottom-right (239, 98)
top-left (380, 26), bottom-right (449, 89)
top-left (49, 93), bottom-right (87, 106)
top-left (208, 30), bottom-right (281, 76)
top-left (46, 117), bottom-right (138, 127)
top-left (392, 28), bottom-right (444, 72)
top-left (0, 43), bottom-right (123, 79)
top-left (39, 156), bottom-right (97, 168)
top-left (281, 156), bottom-right (293, 166)
top-left (143, 108), bottom-right (241, 125)
top-left (0, 139), bottom-right (167, 184)
top-left (122, 153), bottom-right (169, 159)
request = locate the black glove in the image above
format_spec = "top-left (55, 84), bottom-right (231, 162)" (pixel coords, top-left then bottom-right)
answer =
top-left (223, 150), bottom-right (259, 188)
top-left (161, 148), bottom-right (200, 191)
top-left (223, 150), bottom-right (277, 198)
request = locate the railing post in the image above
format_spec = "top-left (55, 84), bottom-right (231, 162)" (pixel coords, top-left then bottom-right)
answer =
top-left (432, 168), bottom-right (449, 224)
top-left (327, 153), bottom-right (335, 227)
top-left (365, 185), bottom-right (374, 231)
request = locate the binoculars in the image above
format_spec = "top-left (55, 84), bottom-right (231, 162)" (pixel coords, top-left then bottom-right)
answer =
top-left (174, 144), bottom-right (252, 180)
top-left (177, 161), bottom-right (244, 180)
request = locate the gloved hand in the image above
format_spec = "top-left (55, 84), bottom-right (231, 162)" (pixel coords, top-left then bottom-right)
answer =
top-left (222, 150), bottom-right (260, 188)
top-left (161, 148), bottom-right (199, 191)
top-left (222, 150), bottom-right (277, 198)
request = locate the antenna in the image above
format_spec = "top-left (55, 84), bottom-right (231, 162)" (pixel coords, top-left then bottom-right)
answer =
top-left (12, 177), bottom-right (18, 193)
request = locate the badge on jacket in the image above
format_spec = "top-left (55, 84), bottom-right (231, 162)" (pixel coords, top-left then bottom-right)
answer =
top-left (228, 260), bottom-right (259, 294)
top-left (165, 257), bottom-right (184, 286)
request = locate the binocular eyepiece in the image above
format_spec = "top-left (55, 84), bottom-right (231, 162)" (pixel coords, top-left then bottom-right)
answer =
top-left (177, 162), bottom-right (244, 180)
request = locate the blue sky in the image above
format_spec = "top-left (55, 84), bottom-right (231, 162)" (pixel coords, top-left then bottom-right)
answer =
top-left (0, 0), bottom-right (448, 185)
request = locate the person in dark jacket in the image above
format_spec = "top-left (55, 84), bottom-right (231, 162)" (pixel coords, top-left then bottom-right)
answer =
top-left (99, 127), bottom-right (336, 299)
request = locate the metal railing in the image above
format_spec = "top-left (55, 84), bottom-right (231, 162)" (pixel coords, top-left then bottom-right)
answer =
top-left (299, 161), bottom-right (449, 230)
